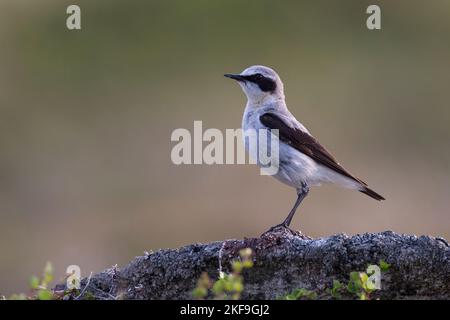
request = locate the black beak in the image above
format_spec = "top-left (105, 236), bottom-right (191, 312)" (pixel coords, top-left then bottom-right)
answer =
top-left (224, 73), bottom-right (246, 81)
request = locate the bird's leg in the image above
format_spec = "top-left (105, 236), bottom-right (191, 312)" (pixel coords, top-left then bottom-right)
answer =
top-left (281, 183), bottom-right (310, 227)
top-left (265, 183), bottom-right (310, 233)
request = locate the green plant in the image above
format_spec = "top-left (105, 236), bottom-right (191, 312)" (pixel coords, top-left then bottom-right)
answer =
top-left (278, 288), bottom-right (317, 300)
top-left (346, 271), bottom-right (376, 300)
top-left (328, 259), bottom-right (391, 300)
top-left (192, 248), bottom-right (253, 300)
top-left (328, 279), bottom-right (344, 299)
top-left (379, 259), bottom-right (391, 272)
top-left (6, 262), bottom-right (56, 300)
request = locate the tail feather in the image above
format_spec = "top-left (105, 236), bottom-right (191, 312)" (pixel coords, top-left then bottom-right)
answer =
top-left (360, 186), bottom-right (385, 201)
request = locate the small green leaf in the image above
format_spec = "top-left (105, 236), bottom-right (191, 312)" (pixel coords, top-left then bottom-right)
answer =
top-left (281, 288), bottom-right (317, 300)
top-left (37, 289), bottom-right (53, 300)
top-left (232, 261), bottom-right (243, 273)
top-left (349, 271), bottom-right (360, 282)
top-left (232, 281), bottom-right (244, 293)
top-left (329, 280), bottom-right (343, 299)
top-left (242, 260), bottom-right (253, 269)
top-left (224, 279), bottom-right (234, 292)
top-left (29, 276), bottom-right (40, 290)
top-left (347, 272), bottom-right (363, 294)
top-left (360, 272), bottom-right (369, 284)
top-left (379, 259), bottom-right (391, 272)
top-left (192, 287), bottom-right (208, 299)
top-left (212, 279), bottom-right (225, 295)
top-left (42, 262), bottom-right (54, 286)
top-left (333, 280), bottom-right (342, 290)
top-left (365, 277), bottom-right (377, 291)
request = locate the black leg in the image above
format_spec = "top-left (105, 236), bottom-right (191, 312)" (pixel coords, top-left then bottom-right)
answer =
top-left (264, 183), bottom-right (310, 234)
top-left (281, 183), bottom-right (309, 227)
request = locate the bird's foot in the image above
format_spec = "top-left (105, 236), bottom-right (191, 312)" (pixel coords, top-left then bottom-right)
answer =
top-left (261, 223), bottom-right (292, 237)
top-left (261, 223), bottom-right (311, 239)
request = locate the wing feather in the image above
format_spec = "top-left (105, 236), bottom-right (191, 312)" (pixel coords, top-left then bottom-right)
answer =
top-left (259, 112), bottom-right (366, 186)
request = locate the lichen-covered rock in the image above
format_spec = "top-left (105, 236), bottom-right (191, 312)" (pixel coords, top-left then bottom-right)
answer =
top-left (58, 227), bottom-right (449, 299)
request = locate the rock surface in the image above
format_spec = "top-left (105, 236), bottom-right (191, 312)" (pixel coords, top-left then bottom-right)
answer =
top-left (60, 227), bottom-right (450, 299)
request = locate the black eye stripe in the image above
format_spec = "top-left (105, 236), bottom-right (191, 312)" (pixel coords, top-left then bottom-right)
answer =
top-left (243, 74), bottom-right (277, 93)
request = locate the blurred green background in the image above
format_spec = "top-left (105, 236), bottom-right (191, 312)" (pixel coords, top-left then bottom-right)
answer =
top-left (1, 0), bottom-right (449, 295)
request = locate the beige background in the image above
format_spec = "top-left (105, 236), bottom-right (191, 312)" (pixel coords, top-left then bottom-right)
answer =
top-left (0, 0), bottom-right (449, 294)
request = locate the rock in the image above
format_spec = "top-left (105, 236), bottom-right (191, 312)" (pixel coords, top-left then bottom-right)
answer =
top-left (57, 227), bottom-right (450, 300)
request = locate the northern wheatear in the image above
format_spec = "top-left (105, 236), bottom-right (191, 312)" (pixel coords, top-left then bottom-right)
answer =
top-left (225, 65), bottom-right (384, 228)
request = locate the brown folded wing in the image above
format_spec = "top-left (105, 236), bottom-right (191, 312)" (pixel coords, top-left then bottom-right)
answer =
top-left (259, 112), bottom-right (366, 186)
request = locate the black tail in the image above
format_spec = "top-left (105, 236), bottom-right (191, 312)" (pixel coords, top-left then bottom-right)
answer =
top-left (360, 186), bottom-right (385, 201)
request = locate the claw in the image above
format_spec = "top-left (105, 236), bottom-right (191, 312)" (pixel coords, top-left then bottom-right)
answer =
top-left (261, 222), bottom-right (291, 236)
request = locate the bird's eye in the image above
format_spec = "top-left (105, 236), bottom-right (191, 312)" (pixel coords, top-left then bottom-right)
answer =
top-left (255, 74), bottom-right (264, 79)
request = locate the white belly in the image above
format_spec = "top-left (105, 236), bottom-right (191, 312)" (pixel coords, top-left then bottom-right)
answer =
top-left (273, 143), bottom-right (360, 190)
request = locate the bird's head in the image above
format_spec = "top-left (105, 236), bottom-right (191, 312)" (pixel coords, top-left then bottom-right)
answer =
top-left (225, 65), bottom-right (285, 105)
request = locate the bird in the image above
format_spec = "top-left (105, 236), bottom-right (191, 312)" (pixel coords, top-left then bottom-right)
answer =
top-left (224, 65), bottom-right (384, 229)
